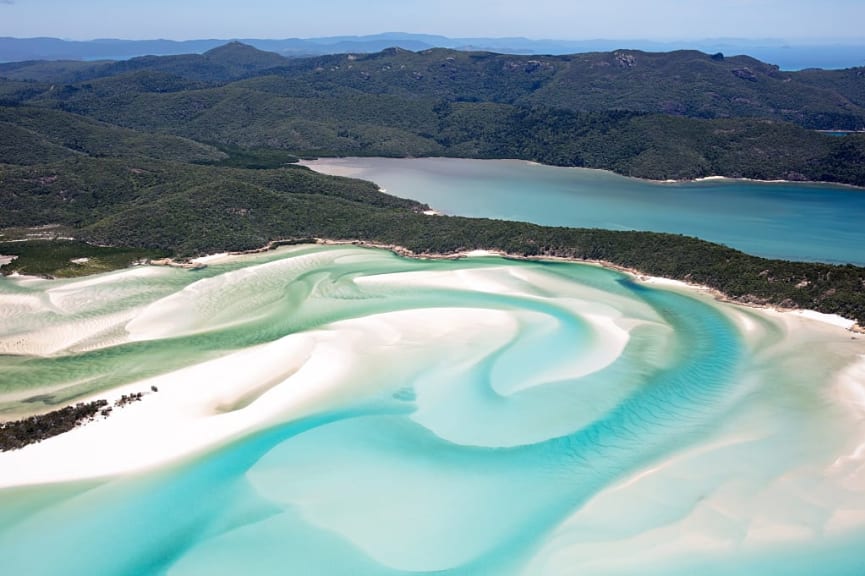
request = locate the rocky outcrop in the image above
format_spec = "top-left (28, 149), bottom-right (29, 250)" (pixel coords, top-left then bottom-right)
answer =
top-left (614, 52), bottom-right (637, 68)
top-left (732, 67), bottom-right (758, 81)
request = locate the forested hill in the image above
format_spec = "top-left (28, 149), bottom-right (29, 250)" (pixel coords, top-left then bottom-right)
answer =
top-left (3, 43), bottom-right (865, 128)
top-left (265, 48), bottom-right (865, 130)
top-left (2, 42), bottom-right (865, 323)
top-left (2, 43), bottom-right (865, 185)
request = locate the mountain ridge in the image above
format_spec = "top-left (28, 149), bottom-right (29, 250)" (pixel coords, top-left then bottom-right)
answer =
top-left (2, 34), bottom-right (864, 70)
top-left (4, 43), bottom-right (863, 131)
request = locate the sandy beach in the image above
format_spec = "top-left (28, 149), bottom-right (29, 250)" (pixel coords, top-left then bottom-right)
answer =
top-left (302, 157), bottom-right (865, 191)
top-left (1, 246), bottom-right (864, 494)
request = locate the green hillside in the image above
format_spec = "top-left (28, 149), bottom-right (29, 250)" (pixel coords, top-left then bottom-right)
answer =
top-left (0, 106), bottom-right (225, 164)
top-left (5, 44), bottom-right (865, 128)
top-left (260, 48), bottom-right (865, 129)
top-left (3, 44), bottom-right (864, 185)
top-left (2, 43), bottom-right (865, 323)
top-left (0, 41), bottom-right (288, 84)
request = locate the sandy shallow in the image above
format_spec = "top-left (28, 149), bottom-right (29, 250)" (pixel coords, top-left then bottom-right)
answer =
top-left (0, 262), bottom-right (633, 487)
top-left (0, 306), bottom-right (516, 488)
top-left (517, 349), bottom-right (865, 575)
top-left (1, 256), bottom-right (863, 497)
top-left (3, 247), bottom-right (865, 576)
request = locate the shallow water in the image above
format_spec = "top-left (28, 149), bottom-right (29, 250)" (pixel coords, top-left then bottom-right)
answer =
top-left (305, 157), bottom-right (865, 265)
top-left (1, 245), bottom-right (864, 575)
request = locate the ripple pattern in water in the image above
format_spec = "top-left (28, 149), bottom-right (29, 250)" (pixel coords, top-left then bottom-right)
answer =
top-left (1, 245), bottom-right (865, 575)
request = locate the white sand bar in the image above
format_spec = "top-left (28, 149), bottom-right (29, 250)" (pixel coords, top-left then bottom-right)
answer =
top-left (0, 307), bottom-right (514, 488)
top-left (2, 251), bottom-right (864, 498)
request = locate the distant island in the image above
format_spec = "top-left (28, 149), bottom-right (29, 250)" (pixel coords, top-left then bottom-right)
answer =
top-left (2, 34), bottom-right (864, 70)
top-left (1, 42), bottom-right (864, 325)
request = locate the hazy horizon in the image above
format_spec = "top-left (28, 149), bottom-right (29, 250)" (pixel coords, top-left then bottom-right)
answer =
top-left (1, 0), bottom-right (862, 42)
top-left (3, 33), bottom-right (865, 46)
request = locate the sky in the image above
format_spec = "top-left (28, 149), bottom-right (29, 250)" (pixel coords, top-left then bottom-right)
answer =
top-left (0, 0), bottom-right (863, 42)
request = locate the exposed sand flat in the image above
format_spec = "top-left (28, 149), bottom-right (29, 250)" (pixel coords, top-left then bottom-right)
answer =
top-left (191, 252), bottom-right (230, 264)
top-left (640, 275), bottom-right (695, 289)
top-left (356, 266), bottom-right (635, 382)
top-left (0, 292), bottom-right (45, 322)
top-left (0, 267), bottom-right (176, 356)
top-left (356, 266), bottom-right (523, 296)
top-left (297, 159), bottom-right (368, 177)
top-left (3, 243), bottom-right (865, 576)
top-left (836, 355), bottom-right (865, 413)
top-left (641, 272), bottom-right (860, 334)
top-left (528, 422), bottom-right (865, 573)
top-left (0, 308), bottom-right (139, 356)
top-left (126, 248), bottom-right (362, 341)
top-left (48, 264), bottom-right (166, 294)
top-left (6, 258), bottom-right (852, 487)
top-left (791, 309), bottom-right (856, 330)
top-left (829, 356), bottom-right (865, 490)
top-left (538, 276), bottom-right (864, 570)
top-left (516, 303), bottom-right (865, 574)
top-left (0, 307), bottom-right (515, 488)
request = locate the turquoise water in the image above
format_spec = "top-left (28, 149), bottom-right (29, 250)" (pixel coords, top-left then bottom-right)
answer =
top-left (1, 245), bottom-right (864, 574)
top-left (306, 157), bottom-right (865, 265)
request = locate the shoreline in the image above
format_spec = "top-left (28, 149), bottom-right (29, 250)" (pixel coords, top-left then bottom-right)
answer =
top-left (6, 233), bottom-right (860, 331)
top-left (689, 174), bottom-right (865, 190)
top-left (158, 237), bottom-right (865, 333)
top-left (309, 238), bottom-right (865, 333)
top-left (0, 241), bottom-right (863, 488)
top-left (300, 156), bottom-right (865, 191)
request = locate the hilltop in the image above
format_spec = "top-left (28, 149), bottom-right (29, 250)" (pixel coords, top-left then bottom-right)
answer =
top-left (4, 44), bottom-right (865, 128)
top-left (2, 43), bottom-right (864, 184)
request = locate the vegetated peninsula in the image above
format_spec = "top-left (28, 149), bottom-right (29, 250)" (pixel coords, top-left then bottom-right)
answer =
top-left (1, 42), bottom-right (864, 325)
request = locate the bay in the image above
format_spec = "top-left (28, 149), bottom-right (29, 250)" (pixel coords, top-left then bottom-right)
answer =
top-left (304, 157), bottom-right (865, 265)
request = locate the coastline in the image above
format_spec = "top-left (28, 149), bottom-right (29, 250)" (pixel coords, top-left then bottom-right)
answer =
top-left (1, 240), bottom-right (863, 489)
top-left (311, 238), bottom-right (864, 332)
top-left (153, 236), bottom-right (865, 333)
top-left (690, 174), bottom-right (865, 190)
top-left (300, 156), bottom-right (865, 191)
top-left (7, 232), bottom-right (858, 332)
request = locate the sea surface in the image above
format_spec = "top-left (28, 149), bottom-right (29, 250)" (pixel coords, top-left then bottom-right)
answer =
top-left (305, 157), bottom-right (865, 265)
top-left (1, 245), bottom-right (864, 575)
